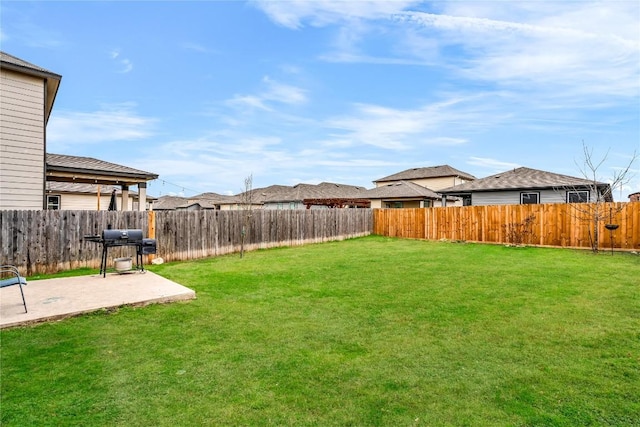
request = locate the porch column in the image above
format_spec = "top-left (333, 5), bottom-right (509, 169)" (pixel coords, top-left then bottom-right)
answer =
top-left (121, 185), bottom-right (130, 211)
top-left (138, 182), bottom-right (147, 211)
top-left (441, 195), bottom-right (447, 207)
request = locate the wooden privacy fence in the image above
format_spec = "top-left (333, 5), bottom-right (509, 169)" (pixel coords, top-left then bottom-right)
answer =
top-left (156, 209), bottom-right (372, 261)
top-left (3, 203), bottom-right (637, 275)
top-left (0, 209), bottom-right (373, 275)
top-left (373, 202), bottom-right (640, 250)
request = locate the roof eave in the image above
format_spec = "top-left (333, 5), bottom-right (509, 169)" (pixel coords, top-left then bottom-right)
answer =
top-left (47, 165), bottom-right (158, 182)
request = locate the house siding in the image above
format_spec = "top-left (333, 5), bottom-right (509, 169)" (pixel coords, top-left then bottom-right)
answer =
top-left (471, 189), bottom-right (596, 206)
top-left (413, 176), bottom-right (469, 191)
top-left (0, 69), bottom-right (45, 210)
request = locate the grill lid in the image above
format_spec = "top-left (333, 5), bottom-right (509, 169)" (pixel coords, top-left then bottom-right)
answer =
top-left (102, 229), bottom-right (144, 242)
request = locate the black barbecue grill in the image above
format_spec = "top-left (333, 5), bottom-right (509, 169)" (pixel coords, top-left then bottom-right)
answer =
top-left (85, 229), bottom-right (157, 277)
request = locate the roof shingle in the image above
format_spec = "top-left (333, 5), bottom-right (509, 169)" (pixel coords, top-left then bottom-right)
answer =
top-left (47, 153), bottom-right (158, 180)
top-left (364, 181), bottom-right (441, 199)
top-left (0, 51), bottom-right (61, 77)
top-left (439, 167), bottom-right (609, 193)
top-left (262, 182), bottom-right (367, 203)
top-left (153, 196), bottom-right (189, 210)
top-left (374, 165), bottom-right (476, 183)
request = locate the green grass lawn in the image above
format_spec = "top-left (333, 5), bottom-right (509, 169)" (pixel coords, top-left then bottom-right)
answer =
top-left (1, 236), bottom-right (639, 426)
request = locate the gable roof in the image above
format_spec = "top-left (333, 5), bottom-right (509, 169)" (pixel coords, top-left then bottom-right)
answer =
top-left (46, 153), bottom-right (158, 185)
top-left (1, 51), bottom-right (62, 124)
top-left (364, 181), bottom-right (442, 200)
top-left (153, 195), bottom-right (189, 210)
top-left (263, 182), bottom-right (367, 203)
top-left (238, 185), bottom-right (292, 204)
top-left (374, 165), bottom-right (476, 183)
top-left (190, 192), bottom-right (238, 204)
top-left (439, 167), bottom-right (613, 200)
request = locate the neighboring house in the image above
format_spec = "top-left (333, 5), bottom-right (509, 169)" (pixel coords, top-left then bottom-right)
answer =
top-left (184, 192), bottom-right (245, 211)
top-left (151, 184), bottom-right (369, 211)
top-left (236, 185), bottom-right (292, 209)
top-left (262, 182), bottom-right (368, 210)
top-left (0, 51), bottom-right (61, 210)
top-left (157, 186), bottom-right (290, 211)
top-left (629, 192), bottom-right (640, 202)
top-left (373, 165), bottom-right (476, 191)
top-left (365, 181), bottom-right (444, 209)
top-left (45, 182), bottom-right (156, 211)
top-left (439, 166), bottom-right (613, 206)
top-left (153, 195), bottom-right (189, 211)
top-left (46, 153), bottom-right (158, 211)
top-left (373, 165), bottom-right (476, 207)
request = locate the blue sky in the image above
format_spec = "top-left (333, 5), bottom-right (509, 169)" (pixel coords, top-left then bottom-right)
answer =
top-left (2, 1), bottom-right (639, 199)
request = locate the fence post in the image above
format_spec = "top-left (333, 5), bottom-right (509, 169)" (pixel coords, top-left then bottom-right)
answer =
top-left (148, 210), bottom-right (156, 262)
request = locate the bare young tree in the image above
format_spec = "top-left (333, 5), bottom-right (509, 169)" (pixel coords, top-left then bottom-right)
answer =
top-left (239, 174), bottom-right (253, 258)
top-left (569, 143), bottom-right (637, 253)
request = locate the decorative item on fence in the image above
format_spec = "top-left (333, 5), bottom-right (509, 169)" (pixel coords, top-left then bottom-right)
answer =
top-left (604, 207), bottom-right (619, 255)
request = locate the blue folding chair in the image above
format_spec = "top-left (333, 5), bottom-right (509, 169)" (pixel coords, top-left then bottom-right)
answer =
top-left (0, 265), bottom-right (28, 313)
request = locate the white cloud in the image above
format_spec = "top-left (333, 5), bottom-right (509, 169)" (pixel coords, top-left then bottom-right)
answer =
top-left (3, 10), bottom-right (65, 48)
top-left (426, 137), bottom-right (467, 145)
top-left (226, 76), bottom-right (307, 112)
top-left (180, 42), bottom-right (215, 53)
top-left (118, 58), bottom-right (133, 73)
top-left (109, 49), bottom-right (133, 73)
top-left (47, 104), bottom-right (156, 149)
top-left (250, 0), bottom-right (419, 29)
top-left (264, 2), bottom-right (639, 101)
top-left (392, 4), bottom-right (639, 98)
top-left (139, 127), bottom-right (399, 192)
top-left (316, 158), bottom-right (399, 168)
top-left (319, 51), bottom-right (430, 66)
top-left (467, 157), bottom-right (521, 172)
top-left (327, 104), bottom-right (422, 149)
top-left (227, 95), bottom-right (272, 111)
top-left (142, 138), bottom-right (293, 192)
top-left (262, 76), bottom-right (307, 104)
top-left (325, 95), bottom-right (497, 149)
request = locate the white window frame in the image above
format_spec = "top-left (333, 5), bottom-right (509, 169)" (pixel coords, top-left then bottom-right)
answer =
top-left (567, 190), bottom-right (589, 203)
top-left (520, 192), bottom-right (540, 205)
top-left (47, 195), bottom-right (61, 210)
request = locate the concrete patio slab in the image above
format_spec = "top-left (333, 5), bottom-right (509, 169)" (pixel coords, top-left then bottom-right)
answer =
top-left (0, 271), bottom-right (196, 329)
